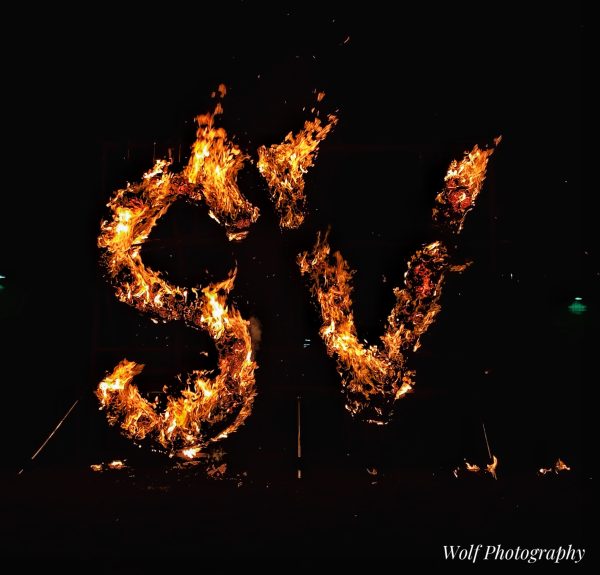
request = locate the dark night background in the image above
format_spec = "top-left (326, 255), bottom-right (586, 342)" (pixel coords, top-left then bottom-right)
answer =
top-left (0, 2), bottom-right (591, 568)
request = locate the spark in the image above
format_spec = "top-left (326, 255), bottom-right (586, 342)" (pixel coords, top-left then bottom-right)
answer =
top-left (18, 400), bottom-right (79, 475)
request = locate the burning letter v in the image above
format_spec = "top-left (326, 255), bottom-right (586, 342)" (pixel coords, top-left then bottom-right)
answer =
top-left (298, 140), bottom-right (500, 424)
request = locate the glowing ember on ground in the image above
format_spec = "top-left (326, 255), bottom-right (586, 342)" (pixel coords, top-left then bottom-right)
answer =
top-left (97, 102), bottom-right (258, 456)
top-left (539, 458), bottom-right (571, 475)
top-left (299, 141), bottom-right (499, 422)
top-left (207, 463), bottom-right (227, 477)
top-left (455, 456), bottom-right (499, 479)
top-left (257, 94), bottom-right (337, 229)
top-left (180, 446), bottom-right (203, 460)
top-left (90, 460), bottom-right (128, 472)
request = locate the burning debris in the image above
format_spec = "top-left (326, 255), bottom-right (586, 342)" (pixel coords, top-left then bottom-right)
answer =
top-left (538, 458), bottom-right (571, 476)
top-left (90, 460), bottom-right (128, 473)
top-left (298, 141), bottom-right (499, 423)
top-left (97, 101), bottom-right (258, 456)
top-left (454, 455), bottom-right (499, 480)
top-left (257, 93), bottom-right (337, 229)
top-left (172, 446), bottom-right (248, 485)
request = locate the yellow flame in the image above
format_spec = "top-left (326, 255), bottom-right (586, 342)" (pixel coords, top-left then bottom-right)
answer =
top-left (257, 97), bottom-right (337, 228)
top-left (298, 141), bottom-right (498, 422)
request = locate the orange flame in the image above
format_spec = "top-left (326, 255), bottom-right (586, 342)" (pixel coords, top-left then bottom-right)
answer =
top-left (457, 456), bottom-right (498, 479)
top-left (433, 137), bottom-right (500, 234)
top-left (97, 150), bottom-right (257, 456)
top-left (539, 458), bottom-right (571, 475)
top-left (185, 84), bottom-right (259, 240)
top-left (485, 454), bottom-right (499, 480)
top-left (299, 141), bottom-right (498, 422)
top-left (257, 96), bottom-right (337, 229)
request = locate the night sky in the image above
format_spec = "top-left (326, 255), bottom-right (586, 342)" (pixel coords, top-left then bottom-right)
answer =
top-left (1, 2), bottom-right (589, 566)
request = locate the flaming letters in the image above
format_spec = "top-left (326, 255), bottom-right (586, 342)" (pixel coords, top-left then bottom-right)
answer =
top-left (97, 87), bottom-right (499, 455)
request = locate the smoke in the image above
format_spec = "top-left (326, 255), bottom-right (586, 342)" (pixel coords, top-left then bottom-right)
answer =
top-left (249, 316), bottom-right (262, 352)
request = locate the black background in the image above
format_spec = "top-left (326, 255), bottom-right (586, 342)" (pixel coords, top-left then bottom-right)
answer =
top-left (0, 2), bottom-right (590, 568)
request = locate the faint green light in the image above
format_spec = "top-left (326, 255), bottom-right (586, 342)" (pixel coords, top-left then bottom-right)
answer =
top-left (568, 299), bottom-right (587, 315)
